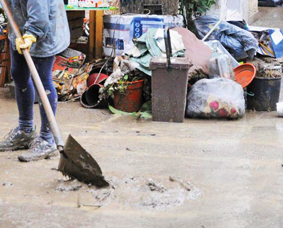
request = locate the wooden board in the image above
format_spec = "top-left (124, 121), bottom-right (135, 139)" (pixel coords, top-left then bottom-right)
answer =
top-left (0, 35), bottom-right (10, 87)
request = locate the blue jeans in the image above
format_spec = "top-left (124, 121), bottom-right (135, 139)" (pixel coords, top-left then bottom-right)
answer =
top-left (10, 46), bottom-right (57, 144)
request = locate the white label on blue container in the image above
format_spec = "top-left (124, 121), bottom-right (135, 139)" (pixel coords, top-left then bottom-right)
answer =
top-left (271, 30), bottom-right (283, 46)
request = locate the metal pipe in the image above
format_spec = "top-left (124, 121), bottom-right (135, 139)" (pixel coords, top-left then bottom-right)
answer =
top-left (202, 19), bottom-right (222, 42)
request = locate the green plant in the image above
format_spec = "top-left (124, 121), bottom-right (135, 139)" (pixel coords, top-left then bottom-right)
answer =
top-left (99, 73), bottom-right (142, 100)
top-left (108, 101), bottom-right (152, 120)
top-left (110, 75), bottom-right (130, 97)
top-left (180, 0), bottom-right (216, 33)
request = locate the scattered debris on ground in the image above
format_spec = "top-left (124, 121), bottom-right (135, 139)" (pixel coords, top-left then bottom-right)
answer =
top-left (54, 180), bottom-right (83, 192)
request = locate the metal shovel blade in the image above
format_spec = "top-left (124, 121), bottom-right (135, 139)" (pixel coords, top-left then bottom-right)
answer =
top-left (58, 135), bottom-right (109, 188)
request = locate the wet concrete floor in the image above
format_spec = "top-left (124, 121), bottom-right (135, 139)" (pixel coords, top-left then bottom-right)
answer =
top-left (1, 86), bottom-right (283, 228)
top-left (252, 6), bottom-right (283, 30)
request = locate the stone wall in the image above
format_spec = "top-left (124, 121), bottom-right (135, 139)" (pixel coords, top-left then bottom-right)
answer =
top-left (118, 0), bottom-right (179, 15)
top-left (206, 0), bottom-right (259, 23)
top-left (249, 0), bottom-right (259, 23)
top-left (249, 0), bottom-right (259, 16)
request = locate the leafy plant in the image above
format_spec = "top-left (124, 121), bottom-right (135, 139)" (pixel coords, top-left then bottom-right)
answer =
top-left (179, 0), bottom-right (216, 33)
top-left (109, 101), bottom-right (152, 120)
top-left (100, 73), bottom-right (143, 100)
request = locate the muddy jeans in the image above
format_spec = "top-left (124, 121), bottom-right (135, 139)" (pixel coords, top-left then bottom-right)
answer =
top-left (10, 46), bottom-right (57, 144)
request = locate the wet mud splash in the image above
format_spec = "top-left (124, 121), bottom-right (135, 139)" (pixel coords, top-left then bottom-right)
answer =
top-left (54, 176), bottom-right (202, 210)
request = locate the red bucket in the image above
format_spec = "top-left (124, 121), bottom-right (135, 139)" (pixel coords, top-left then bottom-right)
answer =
top-left (87, 73), bottom-right (109, 87)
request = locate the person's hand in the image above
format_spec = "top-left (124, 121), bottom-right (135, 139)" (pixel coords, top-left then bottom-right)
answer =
top-left (15, 34), bottom-right (37, 54)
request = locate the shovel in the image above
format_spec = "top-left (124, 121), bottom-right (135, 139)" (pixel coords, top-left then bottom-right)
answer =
top-left (0, 0), bottom-right (109, 188)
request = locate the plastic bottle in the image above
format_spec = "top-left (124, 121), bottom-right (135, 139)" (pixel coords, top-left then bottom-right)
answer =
top-left (208, 42), bottom-right (235, 80)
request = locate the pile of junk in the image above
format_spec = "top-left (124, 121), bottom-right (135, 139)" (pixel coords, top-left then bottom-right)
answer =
top-left (49, 13), bottom-right (283, 122)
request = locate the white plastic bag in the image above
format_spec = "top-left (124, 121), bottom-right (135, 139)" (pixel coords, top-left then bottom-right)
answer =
top-left (186, 78), bottom-right (245, 119)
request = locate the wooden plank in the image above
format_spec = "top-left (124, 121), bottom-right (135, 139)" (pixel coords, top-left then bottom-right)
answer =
top-left (0, 36), bottom-right (10, 87)
top-left (89, 10), bottom-right (104, 60)
top-left (94, 10), bottom-right (104, 59)
top-left (89, 10), bottom-right (95, 60)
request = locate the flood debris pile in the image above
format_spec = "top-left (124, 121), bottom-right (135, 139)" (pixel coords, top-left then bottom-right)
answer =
top-left (47, 10), bottom-right (283, 122)
top-left (52, 48), bottom-right (112, 102)
top-left (248, 57), bottom-right (282, 78)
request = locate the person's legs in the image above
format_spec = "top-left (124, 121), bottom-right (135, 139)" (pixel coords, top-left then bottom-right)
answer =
top-left (0, 47), bottom-right (37, 152)
top-left (11, 47), bottom-right (35, 132)
top-left (18, 56), bottom-right (58, 162)
top-left (33, 56), bottom-right (57, 144)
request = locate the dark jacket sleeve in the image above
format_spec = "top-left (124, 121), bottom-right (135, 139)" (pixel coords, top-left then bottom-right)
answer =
top-left (23, 0), bottom-right (50, 39)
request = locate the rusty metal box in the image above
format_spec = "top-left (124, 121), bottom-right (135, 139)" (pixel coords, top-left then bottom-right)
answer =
top-left (150, 57), bottom-right (190, 123)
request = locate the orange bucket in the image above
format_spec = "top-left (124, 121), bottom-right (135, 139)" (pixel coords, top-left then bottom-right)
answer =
top-left (234, 63), bottom-right (256, 88)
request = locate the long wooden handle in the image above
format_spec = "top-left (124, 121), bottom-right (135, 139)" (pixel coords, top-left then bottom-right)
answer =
top-left (0, 0), bottom-right (64, 149)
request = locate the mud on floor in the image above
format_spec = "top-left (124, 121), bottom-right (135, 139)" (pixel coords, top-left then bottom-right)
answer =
top-left (53, 176), bottom-right (202, 210)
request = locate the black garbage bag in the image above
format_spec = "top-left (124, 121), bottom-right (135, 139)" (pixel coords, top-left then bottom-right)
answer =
top-left (258, 0), bottom-right (283, 6)
top-left (194, 15), bottom-right (258, 61)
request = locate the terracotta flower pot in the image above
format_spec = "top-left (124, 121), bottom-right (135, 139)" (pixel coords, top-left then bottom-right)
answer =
top-left (113, 79), bottom-right (144, 112)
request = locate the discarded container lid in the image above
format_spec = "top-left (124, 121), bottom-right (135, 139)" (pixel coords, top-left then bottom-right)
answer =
top-left (234, 63), bottom-right (256, 88)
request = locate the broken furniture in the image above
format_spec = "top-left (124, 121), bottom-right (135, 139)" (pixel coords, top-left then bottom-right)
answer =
top-left (65, 5), bottom-right (112, 60)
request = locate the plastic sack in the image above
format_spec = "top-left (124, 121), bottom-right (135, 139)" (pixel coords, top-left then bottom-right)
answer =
top-left (186, 78), bottom-right (245, 119)
top-left (194, 15), bottom-right (258, 60)
top-left (205, 40), bottom-right (239, 68)
top-left (207, 41), bottom-right (235, 80)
